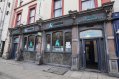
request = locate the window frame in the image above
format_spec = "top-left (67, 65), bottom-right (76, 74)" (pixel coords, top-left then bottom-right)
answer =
top-left (52, 31), bottom-right (64, 52)
top-left (27, 4), bottom-right (37, 24)
top-left (15, 10), bottom-right (22, 27)
top-left (51, 0), bottom-right (64, 18)
top-left (23, 36), bottom-right (28, 51)
top-left (45, 32), bottom-right (52, 52)
top-left (45, 29), bottom-right (72, 53)
top-left (64, 31), bottom-right (72, 53)
top-left (54, 0), bottom-right (62, 17)
top-left (23, 34), bottom-right (38, 52)
top-left (79, 0), bottom-right (98, 11)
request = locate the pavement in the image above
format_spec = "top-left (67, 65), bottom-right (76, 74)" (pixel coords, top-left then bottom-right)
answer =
top-left (0, 58), bottom-right (118, 79)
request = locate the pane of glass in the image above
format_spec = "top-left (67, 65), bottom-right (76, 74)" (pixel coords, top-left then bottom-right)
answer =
top-left (30, 9), bottom-right (35, 17)
top-left (54, 0), bottom-right (62, 9)
top-left (18, 14), bottom-right (21, 20)
top-left (52, 31), bottom-right (63, 52)
top-left (24, 37), bottom-right (27, 50)
top-left (54, 9), bottom-right (62, 17)
top-left (29, 17), bottom-right (35, 23)
top-left (65, 32), bottom-right (71, 52)
top-left (28, 35), bottom-right (34, 51)
top-left (82, 0), bottom-right (95, 10)
top-left (46, 34), bottom-right (51, 51)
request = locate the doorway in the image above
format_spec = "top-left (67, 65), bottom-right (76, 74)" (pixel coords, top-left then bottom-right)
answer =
top-left (11, 37), bottom-right (19, 59)
top-left (81, 39), bottom-right (105, 71)
top-left (11, 43), bottom-right (18, 59)
top-left (80, 29), bottom-right (107, 72)
top-left (85, 40), bottom-right (98, 69)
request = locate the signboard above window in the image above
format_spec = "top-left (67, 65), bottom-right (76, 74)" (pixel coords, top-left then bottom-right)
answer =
top-left (80, 30), bottom-right (103, 39)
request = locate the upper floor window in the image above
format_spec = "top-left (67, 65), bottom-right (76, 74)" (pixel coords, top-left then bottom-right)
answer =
top-left (16, 13), bottom-right (22, 26)
top-left (82, 0), bottom-right (95, 10)
top-left (54, 0), bottom-right (62, 17)
top-left (28, 7), bottom-right (36, 24)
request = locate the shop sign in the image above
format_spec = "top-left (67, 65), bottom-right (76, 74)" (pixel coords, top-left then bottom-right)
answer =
top-left (12, 29), bottom-right (20, 35)
top-left (48, 21), bottom-right (63, 29)
top-left (24, 27), bottom-right (34, 33)
top-left (80, 30), bottom-right (103, 39)
top-left (78, 13), bottom-right (106, 24)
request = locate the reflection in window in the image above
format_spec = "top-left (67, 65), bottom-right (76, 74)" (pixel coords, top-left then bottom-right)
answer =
top-left (28, 35), bottom-right (34, 51)
top-left (29, 8), bottom-right (36, 24)
top-left (65, 32), bottom-right (71, 52)
top-left (54, 0), bottom-right (62, 17)
top-left (52, 31), bottom-right (63, 52)
top-left (82, 0), bottom-right (95, 11)
top-left (46, 34), bottom-right (51, 51)
top-left (16, 13), bottom-right (21, 26)
top-left (23, 37), bottom-right (27, 50)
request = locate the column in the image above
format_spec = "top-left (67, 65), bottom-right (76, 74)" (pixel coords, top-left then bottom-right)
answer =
top-left (71, 25), bottom-right (80, 70)
top-left (105, 21), bottom-right (119, 74)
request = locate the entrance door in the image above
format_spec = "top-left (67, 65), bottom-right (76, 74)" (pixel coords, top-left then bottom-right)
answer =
top-left (85, 40), bottom-right (98, 69)
top-left (11, 43), bottom-right (18, 59)
top-left (80, 39), bottom-right (103, 70)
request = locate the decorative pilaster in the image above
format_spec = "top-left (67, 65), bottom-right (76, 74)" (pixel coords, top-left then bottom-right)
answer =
top-left (71, 26), bottom-right (80, 71)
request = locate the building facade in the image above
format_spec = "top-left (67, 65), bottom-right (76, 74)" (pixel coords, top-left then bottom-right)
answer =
top-left (0, 0), bottom-right (14, 57)
top-left (112, 0), bottom-right (119, 74)
top-left (3, 0), bottom-right (118, 76)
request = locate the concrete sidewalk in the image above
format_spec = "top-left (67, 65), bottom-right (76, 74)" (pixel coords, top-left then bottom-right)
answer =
top-left (0, 58), bottom-right (118, 79)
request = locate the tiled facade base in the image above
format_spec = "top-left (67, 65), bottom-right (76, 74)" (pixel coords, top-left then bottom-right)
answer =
top-left (43, 53), bottom-right (72, 66)
top-left (23, 51), bottom-right (36, 62)
top-left (109, 58), bottom-right (119, 77)
top-left (71, 55), bottom-right (79, 71)
top-left (35, 53), bottom-right (43, 65)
